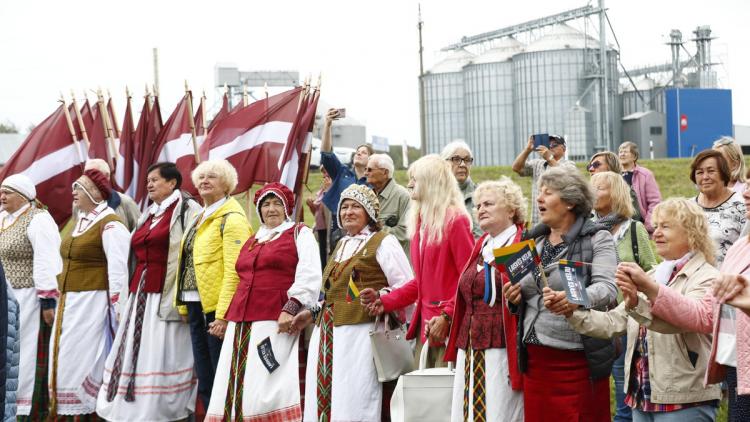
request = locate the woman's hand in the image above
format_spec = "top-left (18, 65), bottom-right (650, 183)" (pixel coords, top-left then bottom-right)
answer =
top-left (425, 315), bottom-right (449, 345)
top-left (617, 262), bottom-right (659, 301)
top-left (542, 287), bottom-right (578, 317)
top-left (207, 319), bottom-right (228, 339)
top-left (616, 276), bottom-right (639, 310)
top-left (290, 309), bottom-right (314, 333)
top-left (43, 309), bottom-right (55, 326)
top-left (359, 288), bottom-right (379, 306)
top-left (502, 282), bottom-right (522, 305)
top-left (366, 300), bottom-right (384, 316)
top-left (713, 274), bottom-right (750, 310)
top-left (277, 311), bottom-right (294, 334)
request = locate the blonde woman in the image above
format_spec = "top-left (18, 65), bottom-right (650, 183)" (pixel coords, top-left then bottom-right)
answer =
top-left (713, 136), bottom-right (748, 195)
top-left (361, 154), bottom-right (474, 367)
top-left (551, 198), bottom-right (722, 422)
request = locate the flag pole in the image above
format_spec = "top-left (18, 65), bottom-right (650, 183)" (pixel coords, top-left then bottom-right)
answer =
top-left (96, 88), bottom-right (117, 173)
top-left (145, 84), bottom-right (153, 112)
top-left (60, 93), bottom-right (85, 167)
top-left (201, 90), bottom-right (208, 137)
top-left (107, 89), bottom-right (121, 138)
top-left (242, 83), bottom-right (249, 107)
top-left (70, 90), bottom-right (90, 149)
top-left (124, 86), bottom-right (133, 127)
top-left (185, 81), bottom-right (201, 164)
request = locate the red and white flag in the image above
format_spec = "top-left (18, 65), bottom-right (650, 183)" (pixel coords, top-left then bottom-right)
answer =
top-left (0, 104), bottom-right (85, 226)
top-left (88, 100), bottom-right (111, 165)
top-left (115, 96), bottom-right (135, 195)
top-left (202, 87), bottom-right (303, 194)
top-left (133, 96), bottom-right (163, 206)
top-left (207, 92), bottom-right (230, 133)
top-left (279, 88), bottom-right (320, 191)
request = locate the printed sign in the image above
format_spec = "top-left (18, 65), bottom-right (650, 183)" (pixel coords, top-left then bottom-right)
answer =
top-left (558, 260), bottom-right (590, 307)
top-left (257, 336), bottom-right (280, 373)
top-left (494, 240), bottom-right (538, 284)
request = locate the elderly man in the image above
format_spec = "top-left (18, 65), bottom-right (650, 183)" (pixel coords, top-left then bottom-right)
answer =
top-left (511, 134), bottom-right (576, 227)
top-left (441, 140), bottom-right (481, 238)
top-left (365, 153), bottom-right (410, 254)
top-left (0, 174), bottom-right (61, 420)
top-left (83, 159), bottom-right (141, 231)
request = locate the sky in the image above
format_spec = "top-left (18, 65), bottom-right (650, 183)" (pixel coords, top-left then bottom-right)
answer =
top-left (0, 0), bottom-right (747, 147)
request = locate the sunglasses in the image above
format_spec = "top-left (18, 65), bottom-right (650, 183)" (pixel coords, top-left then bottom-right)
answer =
top-left (588, 161), bottom-right (603, 170)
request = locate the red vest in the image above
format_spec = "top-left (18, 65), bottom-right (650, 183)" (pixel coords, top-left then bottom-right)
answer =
top-left (224, 225), bottom-right (299, 322)
top-left (129, 203), bottom-right (176, 293)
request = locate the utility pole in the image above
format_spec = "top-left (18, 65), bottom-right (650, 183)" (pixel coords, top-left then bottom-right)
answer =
top-left (417, 4), bottom-right (427, 156)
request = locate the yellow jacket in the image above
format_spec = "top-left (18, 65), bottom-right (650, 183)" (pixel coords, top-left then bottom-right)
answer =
top-left (176, 197), bottom-right (252, 319)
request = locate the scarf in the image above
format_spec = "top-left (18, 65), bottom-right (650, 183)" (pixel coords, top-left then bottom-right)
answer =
top-left (594, 212), bottom-right (627, 232)
top-left (653, 252), bottom-right (693, 285)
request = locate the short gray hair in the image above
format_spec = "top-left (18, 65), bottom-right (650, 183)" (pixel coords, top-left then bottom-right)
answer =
top-left (440, 139), bottom-right (473, 160)
top-left (538, 166), bottom-right (594, 218)
top-left (368, 154), bottom-right (395, 178)
top-left (191, 159), bottom-right (238, 194)
top-left (85, 158), bottom-right (111, 178)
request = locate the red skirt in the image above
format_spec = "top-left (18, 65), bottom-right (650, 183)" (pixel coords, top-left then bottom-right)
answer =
top-left (523, 344), bottom-right (610, 422)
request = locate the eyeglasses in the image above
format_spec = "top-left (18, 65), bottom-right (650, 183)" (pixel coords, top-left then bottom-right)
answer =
top-left (365, 167), bottom-right (384, 173)
top-left (447, 156), bottom-right (474, 165)
top-left (587, 161), bottom-right (603, 170)
top-left (714, 137), bottom-right (735, 147)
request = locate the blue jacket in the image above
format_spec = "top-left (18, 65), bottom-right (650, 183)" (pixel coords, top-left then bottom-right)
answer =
top-left (1, 263), bottom-right (19, 421)
top-left (320, 152), bottom-right (368, 228)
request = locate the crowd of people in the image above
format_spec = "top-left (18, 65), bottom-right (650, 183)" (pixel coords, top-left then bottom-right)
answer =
top-left (0, 108), bottom-right (748, 421)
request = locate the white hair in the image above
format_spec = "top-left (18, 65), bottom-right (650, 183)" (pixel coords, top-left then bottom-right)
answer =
top-left (85, 158), bottom-right (111, 178)
top-left (440, 139), bottom-right (473, 160)
top-left (368, 154), bottom-right (395, 179)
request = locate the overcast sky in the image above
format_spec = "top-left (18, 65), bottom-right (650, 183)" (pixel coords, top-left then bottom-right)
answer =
top-left (1, 0), bottom-right (747, 147)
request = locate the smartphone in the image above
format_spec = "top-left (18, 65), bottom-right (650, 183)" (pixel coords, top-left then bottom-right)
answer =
top-left (335, 108), bottom-right (346, 119)
top-left (533, 133), bottom-right (550, 149)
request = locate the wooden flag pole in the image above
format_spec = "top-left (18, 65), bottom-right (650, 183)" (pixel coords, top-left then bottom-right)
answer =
top-left (60, 94), bottom-right (85, 166)
top-left (124, 86), bottom-right (133, 127)
top-left (242, 84), bottom-right (249, 107)
top-left (145, 84), bottom-right (153, 112)
top-left (201, 90), bottom-right (208, 137)
top-left (96, 88), bottom-right (117, 172)
top-left (70, 90), bottom-right (90, 149)
top-left (185, 81), bottom-right (201, 164)
top-left (107, 89), bottom-right (121, 138)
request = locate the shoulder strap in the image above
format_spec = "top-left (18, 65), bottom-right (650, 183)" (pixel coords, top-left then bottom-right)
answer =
top-left (630, 221), bottom-right (640, 266)
top-left (220, 211), bottom-right (240, 237)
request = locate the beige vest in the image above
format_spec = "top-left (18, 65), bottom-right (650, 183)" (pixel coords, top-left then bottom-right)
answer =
top-left (58, 214), bottom-right (121, 292)
top-left (0, 207), bottom-right (43, 289)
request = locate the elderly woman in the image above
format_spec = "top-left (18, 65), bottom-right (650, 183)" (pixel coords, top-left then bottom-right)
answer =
top-left (591, 171), bottom-right (657, 422)
top-left (97, 162), bottom-right (200, 421)
top-left (206, 183), bottom-right (321, 421)
top-left (619, 142), bottom-right (662, 234)
top-left (502, 165), bottom-right (618, 422)
top-left (441, 140), bottom-right (482, 237)
top-left (434, 177), bottom-right (526, 422)
top-left (690, 149), bottom-right (747, 266)
top-left (175, 159), bottom-right (252, 411)
top-left (301, 184), bottom-right (412, 422)
top-left (713, 136), bottom-right (748, 195)
top-left (362, 154), bottom-right (474, 367)
top-left (620, 188), bottom-right (750, 421)
top-left (49, 169), bottom-right (130, 420)
top-left (553, 198), bottom-right (723, 421)
top-left (588, 151), bottom-right (622, 174)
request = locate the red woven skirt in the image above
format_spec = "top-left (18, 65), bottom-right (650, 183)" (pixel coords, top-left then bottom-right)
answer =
top-left (523, 344), bottom-right (610, 422)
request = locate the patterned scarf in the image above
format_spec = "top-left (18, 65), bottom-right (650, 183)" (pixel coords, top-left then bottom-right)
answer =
top-left (594, 212), bottom-right (627, 232)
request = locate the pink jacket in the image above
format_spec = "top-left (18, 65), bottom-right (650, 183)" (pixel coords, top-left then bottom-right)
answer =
top-left (380, 211), bottom-right (474, 344)
top-left (650, 236), bottom-right (750, 395)
top-left (631, 164), bottom-right (662, 233)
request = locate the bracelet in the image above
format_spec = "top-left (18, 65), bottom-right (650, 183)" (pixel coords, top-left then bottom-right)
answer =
top-left (440, 311), bottom-right (452, 323)
top-left (307, 304), bottom-right (322, 321)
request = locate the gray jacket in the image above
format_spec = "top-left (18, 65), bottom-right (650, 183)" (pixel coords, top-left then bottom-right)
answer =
top-left (123, 192), bottom-right (201, 321)
top-left (516, 217), bottom-right (618, 379)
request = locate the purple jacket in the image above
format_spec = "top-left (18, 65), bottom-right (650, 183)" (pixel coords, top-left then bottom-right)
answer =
top-left (650, 236), bottom-right (750, 395)
top-left (631, 164), bottom-right (661, 233)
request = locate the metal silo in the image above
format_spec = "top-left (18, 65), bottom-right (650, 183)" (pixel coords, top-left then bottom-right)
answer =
top-left (463, 37), bottom-right (524, 166)
top-left (423, 48), bottom-right (475, 155)
top-left (513, 24), bottom-right (619, 160)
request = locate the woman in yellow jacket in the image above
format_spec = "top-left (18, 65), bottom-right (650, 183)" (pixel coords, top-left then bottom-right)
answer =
top-left (175, 159), bottom-right (252, 411)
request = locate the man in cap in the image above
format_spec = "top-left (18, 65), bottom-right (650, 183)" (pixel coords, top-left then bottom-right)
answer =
top-left (0, 173), bottom-right (62, 420)
top-left (82, 159), bottom-right (141, 231)
top-left (512, 134), bottom-right (576, 227)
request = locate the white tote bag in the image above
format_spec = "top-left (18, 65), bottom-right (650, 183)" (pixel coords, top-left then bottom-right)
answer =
top-left (390, 344), bottom-right (454, 422)
top-left (369, 313), bottom-right (414, 382)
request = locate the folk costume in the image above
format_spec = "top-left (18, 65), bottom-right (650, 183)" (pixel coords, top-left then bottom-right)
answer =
top-left (48, 170), bottom-right (130, 419)
top-left (206, 183), bottom-right (321, 422)
top-left (303, 185), bottom-right (412, 422)
top-left (96, 189), bottom-right (200, 421)
top-left (0, 174), bottom-right (61, 419)
top-left (443, 224), bottom-right (524, 422)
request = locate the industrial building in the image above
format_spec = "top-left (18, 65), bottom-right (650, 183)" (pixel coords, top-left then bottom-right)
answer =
top-left (421, 2), bottom-right (733, 164)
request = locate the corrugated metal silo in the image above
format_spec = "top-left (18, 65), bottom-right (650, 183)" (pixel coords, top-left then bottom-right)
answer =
top-left (423, 49), bottom-right (475, 155)
top-left (463, 37), bottom-right (524, 165)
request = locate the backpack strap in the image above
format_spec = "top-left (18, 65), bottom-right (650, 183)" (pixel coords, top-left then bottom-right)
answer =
top-left (630, 220), bottom-right (640, 266)
top-left (220, 211), bottom-right (241, 237)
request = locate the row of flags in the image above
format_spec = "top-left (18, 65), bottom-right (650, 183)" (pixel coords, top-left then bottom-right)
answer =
top-left (0, 83), bottom-right (320, 227)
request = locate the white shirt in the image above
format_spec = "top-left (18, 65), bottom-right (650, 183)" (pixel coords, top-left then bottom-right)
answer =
top-left (481, 224), bottom-right (518, 264)
top-left (74, 203), bottom-right (131, 299)
top-left (147, 190), bottom-right (181, 229)
top-left (332, 228), bottom-right (413, 290)
top-left (0, 203), bottom-right (62, 296)
top-left (199, 196), bottom-right (228, 225)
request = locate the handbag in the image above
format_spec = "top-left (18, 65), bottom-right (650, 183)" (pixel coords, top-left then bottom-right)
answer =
top-left (369, 313), bottom-right (414, 382)
top-left (390, 344), bottom-right (455, 422)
